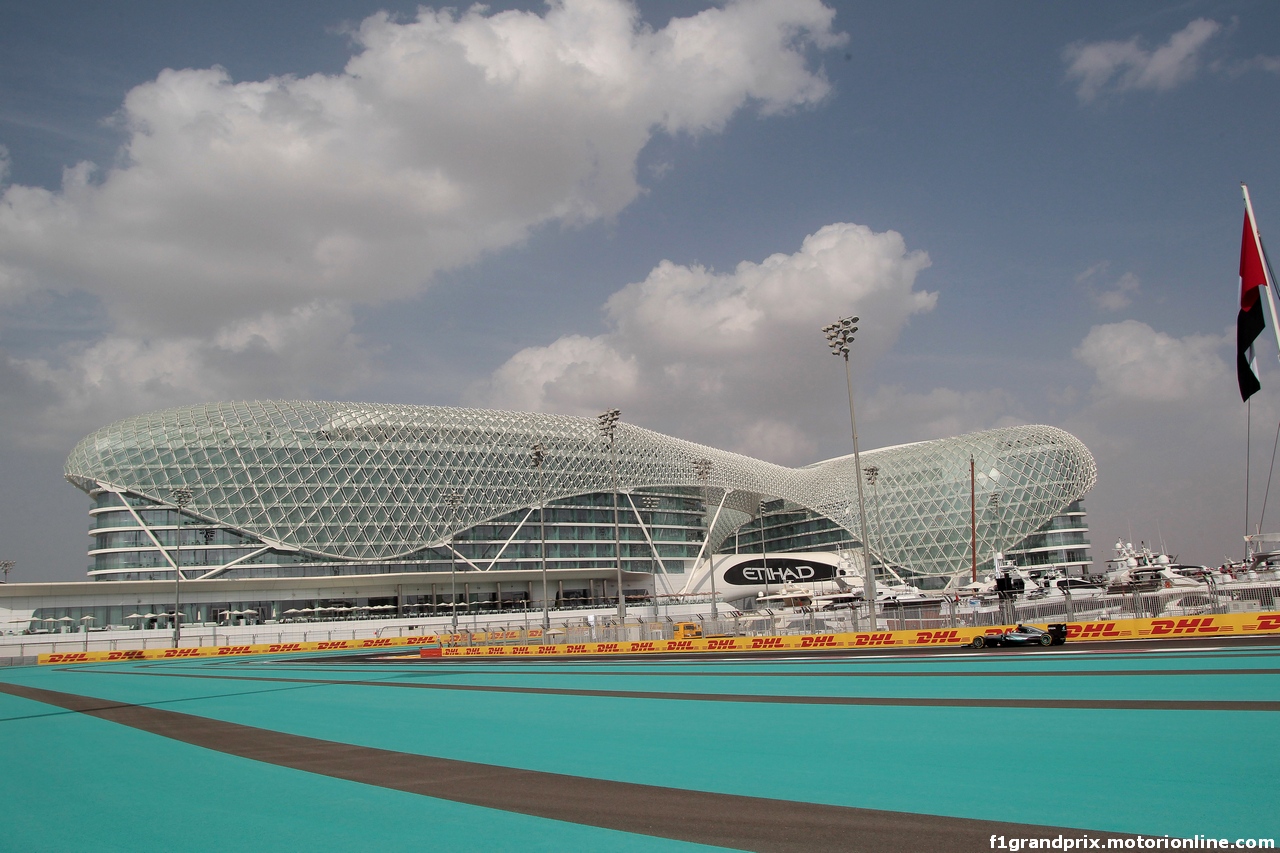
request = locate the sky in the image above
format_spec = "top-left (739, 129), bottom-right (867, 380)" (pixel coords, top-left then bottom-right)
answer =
top-left (2, 0), bottom-right (1279, 582)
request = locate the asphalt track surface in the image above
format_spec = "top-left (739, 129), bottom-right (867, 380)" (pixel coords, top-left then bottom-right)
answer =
top-left (2, 637), bottom-right (1278, 851)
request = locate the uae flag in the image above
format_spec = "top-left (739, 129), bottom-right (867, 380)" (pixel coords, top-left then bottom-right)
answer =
top-left (1239, 207), bottom-right (1268, 401)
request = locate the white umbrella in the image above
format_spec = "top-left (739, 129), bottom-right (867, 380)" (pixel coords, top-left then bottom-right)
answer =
top-left (125, 613), bottom-right (145, 620)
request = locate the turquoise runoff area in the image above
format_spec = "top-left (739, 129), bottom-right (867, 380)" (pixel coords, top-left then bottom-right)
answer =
top-left (1, 644), bottom-right (1278, 851)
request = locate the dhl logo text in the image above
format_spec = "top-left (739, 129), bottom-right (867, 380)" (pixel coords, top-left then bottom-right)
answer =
top-left (630, 642), bottom-right (656, 652)
top-left (751, 637), bottom-right (784, 649)
top-left (217, 646), bottom-right (253, 655)
top-left (800, 635), bottom-right (838, 648)
top-left (854, 633), bottom-right (897, 646)
top-left (106, 650), bottom-right (145, 660)
top-left (267, 644), bottom-right (303, 652)
top-left (597, 643), bottom-right (620, 653)
top-left (45, 653), bottom-right (89, 663)
top-left (707, 639), bottom-right (737, 651)
top-left (1252, 614), bottom-right (1280, 631)
top-left (316, 641), bottom-right (348, 650)
top-left (1150, 617), bottom-right (1219, 635)
top-left (566, 644), bottom-right (588, 654)
top-left (360, 639), bottom-right (393, 647)
top-left (668, 641), bottom-right (694, 651)
top-left (1066, 622), bottom-right (1124, 640)
top-left (914, 630), bottom-right (961, 644)
top-left (162, 648), bottom-right (202, 657)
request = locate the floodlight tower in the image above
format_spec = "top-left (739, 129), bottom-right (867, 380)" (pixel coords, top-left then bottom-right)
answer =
top-left (692, 457), bottom-right (718, 618)
top-left (0, 560), bottom-right (14, 583)
top-left (822, 315), bottom-right (878, 623)
top-left (446, 491), bottom-right (463, 631)
top-left (597, 408), bottom-right (626, 623)
top-left (530, 442), bottom-right (550, 634)
top-left (169, 488), bottom-right (193, 648)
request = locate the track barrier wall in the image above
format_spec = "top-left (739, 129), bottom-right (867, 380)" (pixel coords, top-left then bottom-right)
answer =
top-left (36, 612), bottom-right (1280, 665)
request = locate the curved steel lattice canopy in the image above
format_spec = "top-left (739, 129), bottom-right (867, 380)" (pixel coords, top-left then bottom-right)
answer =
top-left (65, 401), bottom-right (1096, 576)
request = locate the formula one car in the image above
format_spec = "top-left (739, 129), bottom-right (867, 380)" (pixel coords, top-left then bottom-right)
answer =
top-left (969, 623), bottom-right (1066, 649)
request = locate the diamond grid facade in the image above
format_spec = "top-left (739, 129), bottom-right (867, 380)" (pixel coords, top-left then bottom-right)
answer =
top-left (65, 401), bottom-right (1096, 581)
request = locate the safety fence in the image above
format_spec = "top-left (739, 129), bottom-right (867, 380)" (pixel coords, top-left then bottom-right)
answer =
top-left (33, 611), bottom-right (1280, 665)
top-left (10, 584), bottom-right (1280, 664)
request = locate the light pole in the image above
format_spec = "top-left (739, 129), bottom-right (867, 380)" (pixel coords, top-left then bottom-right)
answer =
top-left (636, 495), bottom-right (662, 619)
top-left (169, 488), bottom-right (193, 648)
top-left (531, 442), bottom-right (550, 635)
top-left (597, 408), bottom-right (626, 624)
top-left (446, 491), bottom-right (463, 632)
top-left (823, 315), bottom-right (878, 626)
top-left (864, 465), bottom-right (886, 565)
top-left (758, 499), bottom-right (771, 599)
top-left (693, 458), bottom-right (718, 619)
top-left (0, 560), bottom-right (14, 583)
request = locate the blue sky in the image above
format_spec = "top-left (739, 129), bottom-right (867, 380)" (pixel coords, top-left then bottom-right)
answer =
top-left (2, 0), bottom-right (1279, 581)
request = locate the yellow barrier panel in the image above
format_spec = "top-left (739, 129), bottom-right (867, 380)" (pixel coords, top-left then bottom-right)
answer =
top-left (437, 611), bottom-right (1280, 659)
top-left (40, 612), bottom-right (1280, 665)
top-left (39, 633), bottom-right (441, 665)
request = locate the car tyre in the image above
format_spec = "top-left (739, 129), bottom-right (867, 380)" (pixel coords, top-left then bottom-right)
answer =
top-left (1038, 634), bottom-right (1053, 646)
top-left (971, 636), bottom-right (985, 649)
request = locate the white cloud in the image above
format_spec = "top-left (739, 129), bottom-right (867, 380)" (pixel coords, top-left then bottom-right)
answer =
top-left (3, 301), bottom-right (370, 448)
top-left (1073, 319), bottom-right (1227, 402)
top-left (1064, 18), bottom-right (1221, 102)
top-left (470, 222), bottom-right (936, 463)
top-left (0, 0), bottom-right (844, 445)
top-left (0, 0), bottom-right (842, 336)
top-left (1077, 262), bottom-right (1141, 311)
top-left (862, 386), bottom-right (1025, 445)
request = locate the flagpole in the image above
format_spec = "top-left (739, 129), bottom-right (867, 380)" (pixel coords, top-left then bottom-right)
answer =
top-left (1242, 183), bottom-right (1280, 359)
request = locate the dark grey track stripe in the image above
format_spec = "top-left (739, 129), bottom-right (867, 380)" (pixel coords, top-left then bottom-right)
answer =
top-left (0, 681), bottom-right (1130, 853)
top-left (70, 667), bottom-right (1280, 711)
top-left (257, 665), bottom-right (1280, 678)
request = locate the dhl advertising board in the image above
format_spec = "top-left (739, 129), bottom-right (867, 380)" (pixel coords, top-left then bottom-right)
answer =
top-left (37, 613), bottom-right (1280, 665)
top-left (436, 612), bottom-right (1280, 658)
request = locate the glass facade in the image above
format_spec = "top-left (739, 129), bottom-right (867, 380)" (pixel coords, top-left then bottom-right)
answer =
top-left (66, 401), bottom-right (1097, 583)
